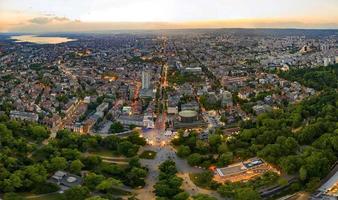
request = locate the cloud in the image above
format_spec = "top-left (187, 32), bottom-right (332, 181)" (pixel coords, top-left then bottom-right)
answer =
top-left (29, 16), bottom-right (70, 24)
top-left (29, 17), bottom-right (51, 24)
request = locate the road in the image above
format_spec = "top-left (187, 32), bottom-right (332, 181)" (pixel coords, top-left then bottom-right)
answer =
top-left (136, 44), bottom-right (222, 199)
top-left (136, 132), bottom-right (222, 200)
top-left (45, 100), bottom-right (84, 144)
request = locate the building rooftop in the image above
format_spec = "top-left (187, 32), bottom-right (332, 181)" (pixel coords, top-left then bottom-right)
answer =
top-left (179, 110), bottom-right (198, 118)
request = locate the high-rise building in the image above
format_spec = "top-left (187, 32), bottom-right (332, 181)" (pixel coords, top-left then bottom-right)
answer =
top-left (142, 70), bottom-right (150, 89)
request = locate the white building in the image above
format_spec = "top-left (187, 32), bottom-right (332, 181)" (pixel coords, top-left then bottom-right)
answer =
top-left (10, 111), bottom-right (39, 122)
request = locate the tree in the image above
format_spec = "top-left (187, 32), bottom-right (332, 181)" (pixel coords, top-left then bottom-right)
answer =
top-left (128, 132), bottom-right (146, 146)
top-left (208, 134), bottom-right (222, 147)
top-left (159, 160), bottom-right (177, 176)
top-left (61, 148), bottom-right (81, 160)
top-left (32, 182), bottom-right (60, 194)
top-left (192, 171), bottom-right (213, 188)
top-left (217, 143), bottom-right (229, 154)
top-left (196, 140), bottom-right (209, 154)
top-left (173, 192), bottom-right (189, 200)
top-left (155, 160), bottom-right (183, 198)
top-left (193, 194), bottom-right (217, 200)
top-left (129, 157), bottom-right (141, 168)
top-left (154, 176), bottom-right (183, 198)
top-left (100, 163), bottom-right (124, 176)
top-left (130, 167), bottom-right (147, 178)
top-left (125, 167), bottom-right (147, 187)
top-left (177, 145), bottom-right (191, 158)
top-left (305, 177), bottom-right (321, 192)
top-left (117, 141), bottom-right (138, 157)
top-left (218, 152), bottom-right (233, 166)
top-left (101, 135), bottom-right (121, 150)
top-left (279, 155), bottom-right (303, 174)
top-left (3, 193), bottom-right (25, 200)
top-left (70, 159), bottom-right (84, 174)
top-left (23, 164), bottom-right (48, 188)
top-left (2, 173), bottom-right (23, 192)
top-left (234, 187), bottom-right (261, 200)
top-left (96, 178), bottom-right (122, 191)
top-left (217, 183), bottom-right (236, 198)
top-left (81, 156), bottom-right (102, 170)
top-left (110, 122), bottom-right (124, 133)
top-left (187, 153), bottom-right (202, 166)
top-left (257, 144), bottom-right (282, 163)
top-left (50, 156), bottom-right (67, 171)
top-left (84, 173), bottom-right (105, 190)
top-left (64, 186), bottom-right (90, 200)
top-left (29, 125), bottom-right (49, 141)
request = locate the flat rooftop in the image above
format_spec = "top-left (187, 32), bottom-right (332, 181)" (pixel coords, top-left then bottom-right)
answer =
top-left (319, 171), bottom-right (338, 197)
top-left (216, 158), bottom-right (266, 177)
top-left (217, 164), bottom-right (246, 177)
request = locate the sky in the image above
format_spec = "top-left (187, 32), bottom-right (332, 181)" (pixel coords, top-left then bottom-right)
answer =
top-left (1, 0), bottom-right (338, 32)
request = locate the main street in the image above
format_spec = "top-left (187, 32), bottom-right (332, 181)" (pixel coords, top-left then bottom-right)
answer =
top-left (136, 38), bottom-right (222, 199)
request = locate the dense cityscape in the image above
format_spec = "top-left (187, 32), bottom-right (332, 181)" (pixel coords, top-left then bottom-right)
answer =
top-left (0, 28), bottom-right (337, 200)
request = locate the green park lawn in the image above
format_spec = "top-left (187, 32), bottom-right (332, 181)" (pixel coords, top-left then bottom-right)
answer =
top-left (139, 150), bottom-right (157, 159)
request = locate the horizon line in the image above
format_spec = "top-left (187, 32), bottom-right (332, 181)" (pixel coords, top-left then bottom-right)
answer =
top-left (3, 27), bottom-right (338, 34)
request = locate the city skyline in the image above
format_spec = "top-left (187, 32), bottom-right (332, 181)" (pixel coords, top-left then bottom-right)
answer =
top-left (1, 0), bottom-right (338, 32)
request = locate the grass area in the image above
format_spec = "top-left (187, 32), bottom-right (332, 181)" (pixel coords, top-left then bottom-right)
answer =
top-left (87, 149), bottom-right (114, 157)
top-left (139, 150), bottom-right (157, 159)
top-left (26, 193), bottom-right (64, 200)
top-left (189, 172), bottom-right (214, 190)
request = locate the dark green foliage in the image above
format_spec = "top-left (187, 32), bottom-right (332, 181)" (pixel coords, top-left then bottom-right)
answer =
top-left (168, 70), bottom-right (202, 85)
top-left (192, 194), bottom-right (217, 200)
top-left (110, 122), bottom-right (124, 133)
top-left (226, 88), bottom-right (337, 196)
top-left (117, 141), bottom-right (139, 157)
top-left (32, 182), bottom-right (60, 194)
top-left (154, 160), bottom-right (184, 199)
top-left (278, 65), bottom-right (338, 90)
top-left (234, 187), bottom-right (261, 200)
top-left (190, 171), bottom-right (216, 189)
top-left (172, 130), bottom-right (232, 168)
top-left (64, 186), bottom-right (90, 200)
top-left (217, 172), bottom-right (278, 199)
top-left (176, 145), bottom-right (191, 157)
top-left (199, 94), bottom-right (221, 110)
top-left (3, 193), bottom-right (25, 200)
top-left (0, 118), bottom-right (148, 196)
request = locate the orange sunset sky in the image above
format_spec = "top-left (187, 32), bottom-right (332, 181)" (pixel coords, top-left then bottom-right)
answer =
top-left (1, 0), bottom-right (338, 32)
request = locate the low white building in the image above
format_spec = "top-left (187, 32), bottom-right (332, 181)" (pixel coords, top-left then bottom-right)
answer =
top-left (10, 110), bottom-right (39, 122)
